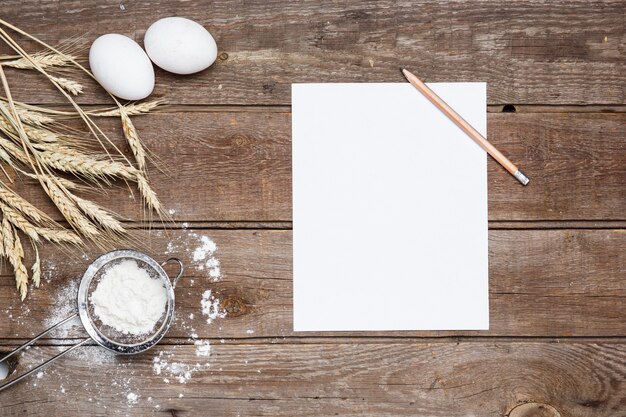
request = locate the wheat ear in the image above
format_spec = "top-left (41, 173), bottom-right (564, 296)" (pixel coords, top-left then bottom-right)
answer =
top-left (72, 195), bottom-right (125, 235)
top-left (120, 109), bottom-right (146, 171)
top-left (35, 144), bottom-right (139, 181)
top-left (2, 217), bottom-right (28, 300)
top-left (31, 246), bottom-right (40, 287)
top-left (137, 174), bottom-right (162, 214)
top-left (0, 201), bottom-right (40, 241)
top-left (93, 100), bottom-right (164, 117)
top-left (0, 115), bottom-right (59, 142)
top-left (42, 177), bottom-right (100, 239)
top-left (35, 226), bottom-right (82, 245)
top-left (1, 51), bottom-right (76, 69)
top-left (1, 99), bottom-right (163, 119)
top-left (14, 107), bottom-right (54, 126)
top-left (0, 182), bottom-right (49, 224)
top-left (0, 200), bottom-right (80, 244)
top-left (50, 76), bottom-right (83, 95)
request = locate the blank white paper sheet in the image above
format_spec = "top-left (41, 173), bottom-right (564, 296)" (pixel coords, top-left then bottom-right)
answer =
top-left (292, 83), bottom-right (489, 331)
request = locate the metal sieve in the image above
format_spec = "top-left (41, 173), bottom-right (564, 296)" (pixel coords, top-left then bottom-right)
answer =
top-left (0, 249), bottom-right (184, 392)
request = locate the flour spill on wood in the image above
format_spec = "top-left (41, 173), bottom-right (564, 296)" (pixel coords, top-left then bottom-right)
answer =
top-left (22, 232), bottom-right (226, 409)
top-left (201, 289), bottom-right (227, 324)
top-left (42, 277), bottom-right (81, 339)
top-left (126, 392), bottom-right (138, 404)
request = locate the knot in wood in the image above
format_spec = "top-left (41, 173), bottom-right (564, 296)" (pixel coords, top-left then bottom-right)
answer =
top-left (508, 402), bottom-right (561, 417)
top-left (230, 134), bottom-right (250, 147)
top-left (222, 296), bottom-right (250, 317)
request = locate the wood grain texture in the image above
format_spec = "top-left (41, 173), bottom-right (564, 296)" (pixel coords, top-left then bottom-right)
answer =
top-left (5, 111), bottom-right (626, 222)
top-left (0, 0), bottom-right (623, 105)
top-left (1, 0), bottom-right (624, 414)
top-left (0, 341), bottom-right (623, 416)
top-left (0, 229), bottom-right (623, 339)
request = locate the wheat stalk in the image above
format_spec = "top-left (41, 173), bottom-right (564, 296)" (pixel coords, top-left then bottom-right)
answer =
top-left (1, 99), bottom-right (164, 119)
top-left (0, 201), bottom-right (41, 241)
top-left (35, 227), bottom-right (82, 245)
top-left (42, 177), bottom-right (100, 239)
top-left (94, 100), bottom-right (164, 117)
top-left (0, 115), bottom-right (60, 142)
top-left (0, 182), bottom-right (49, 223)
top-left (1, 216), bottom-right (12, 256)
top-left (120, 109), bottom-right (146, 171)
top-left (1, 51), bottom-right (76, 69)
top-left (0, 102), bottom-right (55, 125)
top-left (14, 107), bottom-right (54, 126)
top-left (31, 246), bottom-right (41, 287)
top-left (0, 27), bottom-right (134, 167)
top-left (0, 21), bottom-right (166, 299)
top-left (72, 194), bottom-right (125, 235)
top-left (36, 144), bottom-right (139, 181)
top-left (51, 76), bottom-right (83, 95)
top-left (18, 171), bottom-right (81, 190)
top-left (0, 200), bottom-right (80, 245)
top-left (137, 174), bottom-right (162, 214)
top-left (0, 134), bottom-right (138, 184)
top-left (2, 217), bottom-right (28, 300)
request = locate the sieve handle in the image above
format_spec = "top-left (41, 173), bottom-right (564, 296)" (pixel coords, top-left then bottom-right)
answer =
top-left (161, 258), bottom-right (184, 288)
top-left (0, 314), bottom-right (90, 393)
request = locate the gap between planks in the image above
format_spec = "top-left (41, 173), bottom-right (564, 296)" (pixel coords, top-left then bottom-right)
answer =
top-left (1, 335), bottom-right (626, 348)
top-left (116, 220), bottom-right (626, 230)
top-left (6, 103), bottom-right (626, 113)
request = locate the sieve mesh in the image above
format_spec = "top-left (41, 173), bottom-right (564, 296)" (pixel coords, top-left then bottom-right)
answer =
top-left (77, 250), bottom-right (178, 354)
top-left (84, 257), bottom-right (171, 346)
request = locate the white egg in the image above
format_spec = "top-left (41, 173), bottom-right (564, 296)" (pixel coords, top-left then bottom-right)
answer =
top-left (144, 17), bottom-right (218, 75)
top-left (89, 34), bottom-right (155, 100)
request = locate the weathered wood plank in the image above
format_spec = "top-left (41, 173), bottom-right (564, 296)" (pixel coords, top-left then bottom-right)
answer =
top-left (6, 111), bottom-right (626, 222)
top-left (0, 341), bottom-right (623, 416)
top-left (1, 229), bottom-right (623, 338)
top-left (0, 0), bottom-right (623, 105)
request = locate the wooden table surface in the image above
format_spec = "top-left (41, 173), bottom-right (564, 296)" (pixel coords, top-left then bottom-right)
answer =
top-left (1, 1), bottom-right (624, 416)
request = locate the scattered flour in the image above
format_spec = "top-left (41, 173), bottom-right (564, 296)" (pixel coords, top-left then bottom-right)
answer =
top-left (126, 392), bottom-right (138, 404)
top-left (91, 260), bottom-right (167, 335)
top-left (34, 231), bottom-right (228, 403)
top-left (192, 236), bottom-right (220, 274)
top-left (194, 340), bottom-right (211, 357)
top-left (43, 278), bottom-right (80, 339)
top-left (201, 290), bottom-right (227, 324)
top-left (152, 348), bottom-right (210, 384)
top-left (165, 232), bottom-right (222, 281)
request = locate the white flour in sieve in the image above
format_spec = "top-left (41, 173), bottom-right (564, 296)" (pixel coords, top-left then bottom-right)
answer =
top-left (91, 259), bottom-right (167, 335)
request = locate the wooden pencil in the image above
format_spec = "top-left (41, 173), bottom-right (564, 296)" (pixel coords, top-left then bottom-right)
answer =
top-left (401, 68), bottom-right (529, 185)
